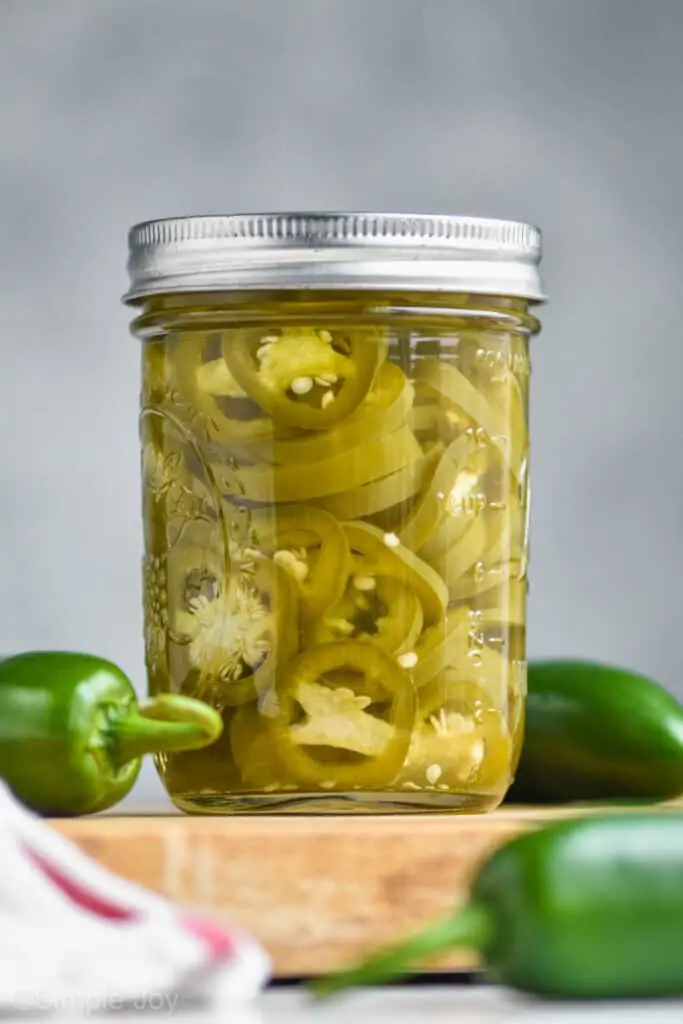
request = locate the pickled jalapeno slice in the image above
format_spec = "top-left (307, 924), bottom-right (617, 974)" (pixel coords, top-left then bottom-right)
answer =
top-left (269, 641), bottom-right (416, 789)
top-left (215, 425), bottom-right (423, 503)
top-left (426, 484), bottom-right (523, 602)
top-left (416, 449), bottom-right (490, 562)
top-left (409, 607), bottom-right (471, 688)
top-left (307, 569), bottom-right (424, 655)
top-left (165, 516), bottom-right (227, 640)
top-left (417, 636), bottom-right (511, 709)
top-left (314, 443), bottom-right (441, 522)
top-left (173, 548), bottom-right (300, 708)
top-left (416, 360), bottom-right (525, 480)
top-left (172, 332), bottom-right (292, 445)
top-left (249, 505), bottom-right (351, 623)
top-left (398, 675), bottom-right (511, 792)
top-left (222, 327), bottom-right (387, 430)
top-left (425, 517), bottom-right (489, 597)
top-left (343, 521), bottom-right (448, 627)
top-left (230, 704), bottom-right (283, 788)
top-left (249, 362), bottom-right (414, 465)
top-left (399, 437), bottom-right (488, 553)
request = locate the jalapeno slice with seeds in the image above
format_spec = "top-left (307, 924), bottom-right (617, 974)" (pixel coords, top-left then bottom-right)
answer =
top-left (247, 362), bottom-right (414, 465)
top-left (398, 675), bottom-right (511, 793)
top-left (307, 569), bottom-right (424, 656)
top-left (249, 505), bottom-right (351, 623)
top-left (222, 327), bottom-right (387, 430)
top-left (269, 641), bottom-right (416, 789)
top-left (343, 521), bottom-right (448, 628)
top-left (172, 332), bottom-right (295, 446)
top-left (174, 554), bottom-right (300, 708)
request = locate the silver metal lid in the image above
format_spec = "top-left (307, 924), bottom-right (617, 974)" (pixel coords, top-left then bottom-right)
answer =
top-left (123, 212), bottom-right (544, 303)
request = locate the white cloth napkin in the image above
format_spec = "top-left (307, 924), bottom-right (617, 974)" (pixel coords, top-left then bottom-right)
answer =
top-left (0, 780), bottom-right (269, 1014)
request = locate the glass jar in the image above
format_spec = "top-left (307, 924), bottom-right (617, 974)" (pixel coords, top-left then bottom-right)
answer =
top-left (124, 213), bottom-right (544, 814)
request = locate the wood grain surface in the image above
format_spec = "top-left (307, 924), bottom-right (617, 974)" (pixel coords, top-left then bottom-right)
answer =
top-left (50, 805), bottom-right (678, 977)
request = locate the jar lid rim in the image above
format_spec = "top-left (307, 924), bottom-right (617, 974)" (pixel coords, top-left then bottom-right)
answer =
top-left (123, 211), bottom-right (545, 303)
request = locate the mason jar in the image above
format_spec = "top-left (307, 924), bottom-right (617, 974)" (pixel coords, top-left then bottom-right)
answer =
top-left (123, 213), bottom-right (544, 814)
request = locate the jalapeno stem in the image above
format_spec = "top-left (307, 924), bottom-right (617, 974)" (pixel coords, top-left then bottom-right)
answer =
top-left (110, 694), bottom-right (223, 765)
top-left (310, 903), bottom-right (492, 997)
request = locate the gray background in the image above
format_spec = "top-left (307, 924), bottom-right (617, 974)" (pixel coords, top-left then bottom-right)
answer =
top-left (1, 0), bottom-right (681, 807)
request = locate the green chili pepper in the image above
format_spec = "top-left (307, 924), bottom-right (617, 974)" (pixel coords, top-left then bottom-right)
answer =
top-left (507, 659), bottom-right (683, 804)
top-left (313, 812), bottom-right (683, 1000)
top-left (0, 651), bottom-right (223, 816)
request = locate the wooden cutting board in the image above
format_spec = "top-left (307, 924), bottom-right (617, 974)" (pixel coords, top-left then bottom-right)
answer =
top-left (51, 804), bottom-right (678, 977)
